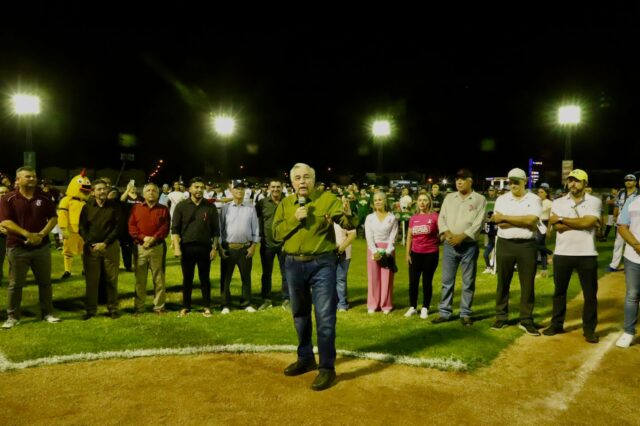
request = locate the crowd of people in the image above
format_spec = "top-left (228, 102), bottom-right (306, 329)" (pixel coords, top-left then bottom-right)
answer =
top-left (1, 163), bottom-right (639, 390)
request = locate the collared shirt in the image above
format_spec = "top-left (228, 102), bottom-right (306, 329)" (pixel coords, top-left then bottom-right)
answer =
top-left (551, 193), bottom-right (601, 256)
top-left (0, 189), bottom-right (57, 249)
top-left (171, 198), bottom-right (219, 245)
top-left (495, 191), bottom-right (542, 240)
top-left (128, 202), bottom-right (170, 244)
top-left (257, 196), bottom-right (283, 248)
top-left (437, 191), bottom-right (486, 241)
top-left (79, 198), bottom-right (121, 246)
top-left (273, 190), bottom-right (358, 256)
top-left (616, 194), bottom-right (640, 263)
top-left (220, 201), bottom-right (260, 244)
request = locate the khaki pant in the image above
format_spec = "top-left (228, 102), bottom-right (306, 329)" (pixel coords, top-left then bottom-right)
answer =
top-left (134, 243), bottom-right (167, 312)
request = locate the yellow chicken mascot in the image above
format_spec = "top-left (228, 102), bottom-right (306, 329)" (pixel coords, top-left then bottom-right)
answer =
top-left (57, 170), bottom-right (92, 279)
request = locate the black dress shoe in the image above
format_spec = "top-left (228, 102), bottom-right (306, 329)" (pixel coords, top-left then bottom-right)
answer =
top-left (284, 360), bottom-right (318, 376)
top-left (82, 313), bottom-right (95, 321)
top-left (311, 370), bottom-right (336, 391)
top-left (109, 311), bottom-right (122, 319)
top-left (583, 330), bottom-right (599, 344)
top-left (60, 271), bottom-right (71, 280)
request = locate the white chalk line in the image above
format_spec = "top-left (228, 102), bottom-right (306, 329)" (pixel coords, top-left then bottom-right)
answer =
top-left (0, 344), bottom-right (467, 373)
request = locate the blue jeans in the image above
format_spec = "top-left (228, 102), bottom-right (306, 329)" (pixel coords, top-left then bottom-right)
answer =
top-left (336, 257), bottom-right (350, 309)
top-left (439, 242), bottom-right (478, 318)
top-left (623, 258), bottom-right (640, 335)
top-left (284, 253), bottom-right (338, 371)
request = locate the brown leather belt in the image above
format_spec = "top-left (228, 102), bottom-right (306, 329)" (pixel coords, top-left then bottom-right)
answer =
top-left (288, 252), bottom-right (333, 262)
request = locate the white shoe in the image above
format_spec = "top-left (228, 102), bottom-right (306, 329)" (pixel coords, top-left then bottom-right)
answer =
top-left (44, 315), bottom-right (61, 323)
top-left (2, 318), bottom-right (19, 329)
top-left (616, 332), bottom-right (634, 348)
top-left (244, 306), bottom-right (257, 313)
top-left (483, 267), bottom-right (492, 274)
top-left (404, 307), bottom-right (417, 317)
top-left (368, 309), bottom-right (375, 314)
top-left (337, 307), bottom-right (348, 312)
top-left (420, 307), bottom-right (429, 319)
top-left (221, 307), bottom-right (230, 315)
top-left (382, 309), bottom-right (391, 315)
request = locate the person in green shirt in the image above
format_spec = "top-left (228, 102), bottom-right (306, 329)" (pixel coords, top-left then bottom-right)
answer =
top-left (273, 162), bottom-right (357, 391)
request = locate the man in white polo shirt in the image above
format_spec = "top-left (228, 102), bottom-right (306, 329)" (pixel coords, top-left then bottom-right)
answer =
top-left (542, 169), bottom-right (601, 344)
top-left (607, 185), bottom-right (639, 348)
top-left (491, 168), bottom-right (542, 336)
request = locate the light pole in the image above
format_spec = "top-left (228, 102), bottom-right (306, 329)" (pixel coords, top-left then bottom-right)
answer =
top-left (558, 105), bottom-right (581, 182)
top-left (212, 114), bottom-right (236, 178)
top-left (371, 119), bottom-right (391, 176)
top-left (11, 94), bottom-right (41, 169)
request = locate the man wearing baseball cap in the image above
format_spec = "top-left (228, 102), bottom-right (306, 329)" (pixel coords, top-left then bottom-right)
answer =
top-left (491, 168), bottom-right (542, 335)
top-left (609, 173), bottom-right (639, 272)
top-left (543, 169), bottom-right (602, 343)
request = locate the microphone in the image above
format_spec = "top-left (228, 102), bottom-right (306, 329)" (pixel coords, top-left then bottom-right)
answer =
top-left (298, 196), bottom-right (306, 223)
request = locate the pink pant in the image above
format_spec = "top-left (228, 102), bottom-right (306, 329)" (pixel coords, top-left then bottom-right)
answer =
top-left (367, 243), bottom-right (394, 311)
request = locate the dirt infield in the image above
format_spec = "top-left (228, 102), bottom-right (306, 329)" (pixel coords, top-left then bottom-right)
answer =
top-left (1, 272), bottom-right (638, 425)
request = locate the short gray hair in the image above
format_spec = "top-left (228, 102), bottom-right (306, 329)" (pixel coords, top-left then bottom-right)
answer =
top-left (290, 163), bottom-right (316, 180)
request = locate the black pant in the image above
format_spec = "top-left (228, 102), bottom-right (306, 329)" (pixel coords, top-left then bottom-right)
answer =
top-left (120, 235), bottom-right (134, 271)
top-left (260, 243), bottom-right (289, 301)
top-left (496, 238), bottom-right (537, 324)
top-left (550, 255), bottom-right (598, 332)
top-left (221, 247), bottom-right (253, 307)
top-left (408, 251), bottom-right (439, 308)
top-left (180, 243), bottom-right (212, 309)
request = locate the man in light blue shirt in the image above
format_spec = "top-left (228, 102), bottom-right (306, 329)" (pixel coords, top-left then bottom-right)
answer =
top-left (219, 179), bottom-right (260, 313)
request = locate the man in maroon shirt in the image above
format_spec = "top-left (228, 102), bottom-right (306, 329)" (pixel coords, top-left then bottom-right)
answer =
top-left (128, 183), bottom-right (170, 314)
top-left (0, 167), bottom-right (61, 329)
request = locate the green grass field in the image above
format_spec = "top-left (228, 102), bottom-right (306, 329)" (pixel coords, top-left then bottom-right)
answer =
top-left (0, 236), bottom-right (616, 370)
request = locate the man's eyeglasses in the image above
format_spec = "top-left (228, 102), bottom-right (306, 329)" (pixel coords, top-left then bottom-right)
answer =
top-left (508, 179), bottom-right (523, 185)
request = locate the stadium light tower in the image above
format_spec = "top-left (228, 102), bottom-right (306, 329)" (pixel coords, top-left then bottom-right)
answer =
top-left (11, 93), bottom-right (41, 168)
top-left (558, 104), bottom-right (581, 183)
top-left (371, 119), bottom-right (392, 175)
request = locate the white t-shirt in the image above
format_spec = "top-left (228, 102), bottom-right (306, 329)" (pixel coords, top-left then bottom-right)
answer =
top-left (551, 193), bottom-right (601, 256)
top-left (494, 191), bottom-right (542, 239)
top-left (333, 223), bottom-right (356, 260)
top-left (168, 191), bottom-right (188, 216)
top-left (540, 198), bottom-right (552, 221)
top-left (399, 195), bottom-right (413, 212)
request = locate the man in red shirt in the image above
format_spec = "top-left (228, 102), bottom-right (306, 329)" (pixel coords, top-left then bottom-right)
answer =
top-left (128, 183), bottom-right (170, 314)
top-left (0, 167), bottom-right (61, 329)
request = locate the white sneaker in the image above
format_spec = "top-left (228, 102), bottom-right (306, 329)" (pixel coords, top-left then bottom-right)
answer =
top-left (616, 332), bottom-right (634, 348)
top-left (221, 307), bottom-right (230, 314)
top-left (420, 307), bottom-right (429, 319)
top-left (382, 309), bottom-right (391, 315)
top-left (244, 306), bottom-right (257, 313)
top-left (368, 309), bottom-right (375, 314)
top-left (44, 315), bottom-right (61, 323)
top-left (483, 267), bottom-right (492, 274)
top-left (404, 307), bottom-right (417, 317)
top-left (2, 318), bottom-right (20, 329)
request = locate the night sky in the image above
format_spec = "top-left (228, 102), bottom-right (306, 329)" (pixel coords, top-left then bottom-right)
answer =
top-left (1, 6), bottom-right (639, 186)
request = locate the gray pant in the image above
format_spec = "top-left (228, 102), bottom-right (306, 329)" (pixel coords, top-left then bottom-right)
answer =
top-left (6, 245), bottom-right (54, 319)
top-left (83, 241), bottom-right (120, 314)
top-left (495, 238), bottom-right (537, 324)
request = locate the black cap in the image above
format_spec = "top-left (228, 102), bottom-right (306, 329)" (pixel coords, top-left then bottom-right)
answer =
top-left (231, 179), bottom-right (246, 189)
top-left (455, 168), bottom-right (473, 179)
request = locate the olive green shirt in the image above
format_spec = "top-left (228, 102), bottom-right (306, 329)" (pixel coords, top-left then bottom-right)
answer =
top-left (273, 190), bottom-right (358, 255)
